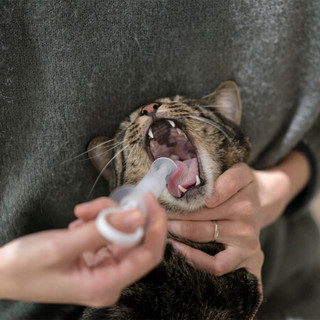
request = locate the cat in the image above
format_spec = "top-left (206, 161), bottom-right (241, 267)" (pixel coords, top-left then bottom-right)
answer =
top-left (81, 81), bottom-right (260, 320)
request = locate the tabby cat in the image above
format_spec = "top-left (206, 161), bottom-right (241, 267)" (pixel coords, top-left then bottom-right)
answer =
top-left (81, 81), bottom-right (260, 320)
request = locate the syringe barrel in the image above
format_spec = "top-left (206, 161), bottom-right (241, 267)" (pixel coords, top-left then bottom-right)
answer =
top-left (97, 157), bottom-right (177, 246)
top-left (135, 170), bottom-right (167, 199)
top-left (115, 173), bottom-right (165, 213)
top-left (111, 157), bottom-right (176, 211)
top-left (135, 157), bottom-right (176, 198)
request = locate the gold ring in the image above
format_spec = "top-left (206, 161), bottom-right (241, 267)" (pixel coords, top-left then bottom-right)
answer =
top-left (213, 221), bottom-right (219, 241)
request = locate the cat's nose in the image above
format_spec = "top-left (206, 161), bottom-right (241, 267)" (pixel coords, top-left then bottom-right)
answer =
top-left (141, 103), bottom-right (161, 116)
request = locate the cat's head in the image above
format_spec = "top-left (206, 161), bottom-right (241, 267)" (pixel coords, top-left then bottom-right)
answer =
top-left (88, 81), bottom-right (250, 213)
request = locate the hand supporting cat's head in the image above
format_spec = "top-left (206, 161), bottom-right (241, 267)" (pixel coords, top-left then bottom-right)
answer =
top-left (88, 81), bottom-right (251, 213)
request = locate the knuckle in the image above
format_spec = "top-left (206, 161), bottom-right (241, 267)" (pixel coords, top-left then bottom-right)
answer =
top-left (95, 196), bottom-right (112, 206)
top-left (221, 173), bottom-right (238, 195)
top-left (231, 197), bottom-right (255, 219)
top-left (258, 250), bottom-right (265, 266)
top-left (237, 223), bottom-right (260, 249)
top-left (250, 238), bottom-right (261, 252)
top-left (239, 224), bottom-right (254, 239)
top-left (45, 238), bottom-right (65, 264)
top-left (85, 282), bottom-right (121, 308)
top-left (240, 199), bottom-right (254, 216)
top-left (180, 222), bottom-right (195, 239)
top-left (235, 162), bottom-right (253, 179)
top-left (211, 260), bottom-right (227, 276)
top-left (243, 227), bottom-right (261, 251)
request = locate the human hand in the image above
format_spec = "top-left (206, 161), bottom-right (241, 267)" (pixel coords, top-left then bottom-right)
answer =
top-left (168, 163), bottom-right (265, 288)
top-left (69, 196), bottom-right (148, 265)
top-left (168, 150), bottom-right (310, 296)
top-left (0, 193), bottom-right (167, 307)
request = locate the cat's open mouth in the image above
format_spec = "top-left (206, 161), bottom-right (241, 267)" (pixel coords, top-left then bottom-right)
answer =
top-left (145, 119), bottom-right (203, 198)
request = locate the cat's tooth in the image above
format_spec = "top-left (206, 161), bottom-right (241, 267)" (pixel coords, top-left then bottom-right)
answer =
top-left (178, 185), bottom-right (187, 193)
top-left (177, 128), bottom-right (182, 135)
top-left (170, 154), bottom-right (179, 161)
top-left (195, 175), bottom-right (201, 186)
top-left (167, 120), bottom-right (175, 127)
top-left (148, 129), bottom-right (154, 139)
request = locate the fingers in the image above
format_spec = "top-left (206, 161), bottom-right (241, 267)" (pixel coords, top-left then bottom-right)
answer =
top-left (107, 209), bottom-right (145, 233)
top-left (168, 219), bottom-right (238, 244)
top-left (74, 197), bottom-right (117, 221)
top-left (168, 240), bottom-right (221, 272)
top-left (168, 220), bottom-right (218, 243)
top-left (170, 239), bottom-right (264, 281)
top-left (169, 174), bottom-right (256, 223)
top-left (116, 193), bottom-right (167, 287)
top-left (206, 163), bottom-right (254, 208)
top-left (73, 193), bottom-right (167, 307)
top-left (68, 219), bottom-right (85, 230)
top-left (82, 247), bottom-right (113, 267)
top-left (61, 208), bottom-right (146, 257)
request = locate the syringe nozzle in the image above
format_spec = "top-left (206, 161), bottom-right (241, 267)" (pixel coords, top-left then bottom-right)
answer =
top-left (151, 157), bottom-right (177, 183)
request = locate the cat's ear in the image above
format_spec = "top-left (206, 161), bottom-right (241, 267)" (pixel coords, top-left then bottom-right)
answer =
top-left (87, 136), bottom-right (113, 181)
top-left (206, 81), bottom-right (242, 126)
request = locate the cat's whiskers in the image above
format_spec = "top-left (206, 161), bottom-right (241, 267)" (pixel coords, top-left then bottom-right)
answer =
top-left (201, 93), bottom-right (213, 100)
top-left (87, 138), bottom-right (115, 153)
top-left (83, 139), bottom-right (128, 162)
top-left (62, 138), bottom-right (115, 163)
top-left (88, 144), bottom-right (129, 198)
top-left (187, 115), bottom-right (233, 143)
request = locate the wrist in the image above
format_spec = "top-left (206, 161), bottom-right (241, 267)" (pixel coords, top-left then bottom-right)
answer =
top-left (255, 169), bottom-right (290, 228)
top-left (275, 150), bottom-right (311, 203)
top-left (257, 150), bottom-right (310, 228)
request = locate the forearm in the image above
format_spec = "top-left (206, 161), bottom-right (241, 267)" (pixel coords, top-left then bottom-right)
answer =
top-left (258, 149), bottom-right (311, 228)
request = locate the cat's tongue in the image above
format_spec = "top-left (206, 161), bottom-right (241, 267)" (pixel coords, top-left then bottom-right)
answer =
top-left (167, 158), bottom-right (198, 197)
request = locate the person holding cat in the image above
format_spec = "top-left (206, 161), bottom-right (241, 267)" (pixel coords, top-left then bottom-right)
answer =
top-left (167, 149), bottom-right (311, 295)
top-left (1, 1), bottom-right (320, 319)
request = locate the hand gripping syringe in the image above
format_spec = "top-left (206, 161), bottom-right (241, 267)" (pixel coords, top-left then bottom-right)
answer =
top-left (96, 157), bottom-right (177, 246)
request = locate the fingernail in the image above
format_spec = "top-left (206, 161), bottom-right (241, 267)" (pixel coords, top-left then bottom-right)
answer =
top-left (68, 219), bottom-right (84, 230)
top-left (74, 201), bottom-right (91, 214)
top-left (168, 239), bottom-right (184, 251)
top-left (123, 210), bottom-right (144, 228)
top-left (109, 210), bottom-right (144, 233)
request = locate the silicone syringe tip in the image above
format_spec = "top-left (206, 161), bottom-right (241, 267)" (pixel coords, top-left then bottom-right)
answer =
top-left (96, 157), bottom-right (177, 246)
top-left (151, 157), bottom-right (177, 183)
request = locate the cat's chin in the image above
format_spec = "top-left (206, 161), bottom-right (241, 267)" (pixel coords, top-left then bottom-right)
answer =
top-left (159, 185), bottom-right (211, 213)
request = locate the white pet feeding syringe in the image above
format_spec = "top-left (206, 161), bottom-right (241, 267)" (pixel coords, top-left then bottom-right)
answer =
top-left (96, 157), bottom-right (177, 247)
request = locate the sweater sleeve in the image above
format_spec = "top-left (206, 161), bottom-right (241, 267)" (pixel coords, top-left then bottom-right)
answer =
top-left (284, 114), bottom-right (320, 218)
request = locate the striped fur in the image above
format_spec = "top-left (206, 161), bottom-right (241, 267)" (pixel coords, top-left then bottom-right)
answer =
top-left (83, 82), bottom-right (260, 320)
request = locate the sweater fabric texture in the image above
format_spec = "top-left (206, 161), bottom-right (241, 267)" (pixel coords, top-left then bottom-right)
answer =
top-left (1, 1), bottom-right (320, 319)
